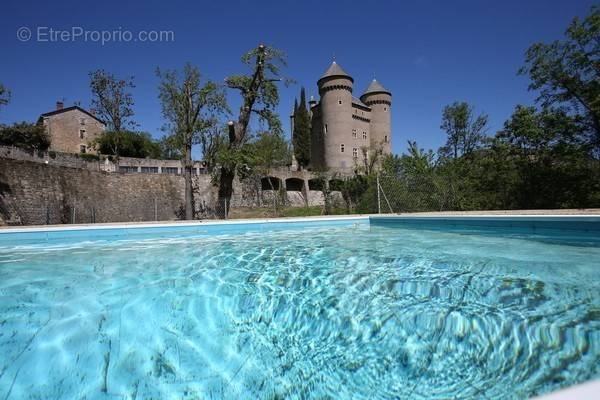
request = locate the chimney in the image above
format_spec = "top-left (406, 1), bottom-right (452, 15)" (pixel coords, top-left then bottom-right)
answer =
top-left (56, 101), bottom-right (64, 110)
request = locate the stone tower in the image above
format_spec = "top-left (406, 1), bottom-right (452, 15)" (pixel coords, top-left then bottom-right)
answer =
top-left (360, 79), bottom-right (392, 154)
top-left (317, 61), bottom-right (354, 170)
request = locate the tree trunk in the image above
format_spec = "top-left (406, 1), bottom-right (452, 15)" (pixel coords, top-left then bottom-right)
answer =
top-left (323, 178), bottom-right (332, 215)
top-left (216, 45), bottom-right (267, 218)
top-left (217, 167), bottom-right (234, 218)
top-left (184, 144), bottom-right (194, 220)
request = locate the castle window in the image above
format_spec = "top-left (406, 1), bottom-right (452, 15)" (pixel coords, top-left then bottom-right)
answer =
top-left (119, 166), bottom-right (138, 173)
top-left (79, 145), bottom-right (86, 153)
top-left (79, 129), bottom-right (86, 139)
top-left (363, 131), bottom-right (367, 139)
top-left (324, 124), bottom-right (328, 134)
top-left (162, 167), bottom-right (179, 174)
top-left (352, 148), bottom-right (358, 158)
top-left (384, 107), bottom-right (387, 111)
top-left (384, 135), bottom-right (389, 143)
top-left (352, 129), bottom-right (357, 138)
top-left (340, 144), bottom-right (345, 153)
top-left (338, 100), bottom-right (342, 105)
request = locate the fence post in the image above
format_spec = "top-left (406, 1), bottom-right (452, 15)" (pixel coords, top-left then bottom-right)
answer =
top-left (376, 172), bottom-right (381, 214)
top-left (71, 204), bottom-right (76, 224)
top-left (46, 206), bottom-right (50, 225)
top-left (154, 198), bottom-right (158, 221)
top-left (225, 198), bottom-right (229, 220)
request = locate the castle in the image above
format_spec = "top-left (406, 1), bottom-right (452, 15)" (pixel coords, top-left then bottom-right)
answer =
top-left (292, 60), bottom-right (392, 171)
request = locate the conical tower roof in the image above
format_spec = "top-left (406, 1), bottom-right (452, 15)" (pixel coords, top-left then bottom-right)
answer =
top-left (318, 61), bottom-right (353, 84)
top-left (362, 79), bottom-right (391, 96)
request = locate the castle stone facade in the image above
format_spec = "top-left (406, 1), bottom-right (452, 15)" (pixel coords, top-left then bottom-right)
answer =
top-left (294, 61), bottom-right (392, 171)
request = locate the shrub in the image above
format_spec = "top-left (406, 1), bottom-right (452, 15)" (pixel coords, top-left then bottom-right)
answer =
top-left (0, 122), bottom-right (50, 152)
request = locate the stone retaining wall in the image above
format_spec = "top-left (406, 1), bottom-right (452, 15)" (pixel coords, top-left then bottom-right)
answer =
top-left (0, 157), bottom-right (339, 225)
top-left (0, 159), bottom-right (185, 225)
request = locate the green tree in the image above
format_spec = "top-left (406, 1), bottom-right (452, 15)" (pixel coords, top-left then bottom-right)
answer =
top-left (156, 63), bottom-right (228, 220)
top-left (249, 130), bottom-right (291, 168)
top-left (0, 83), bottom-right (10, 114)
top-left (89, 70), bottom-right (137, 169)
top-left (400, 140), bottom-right (436, 176)
top-left (494, 105), bottom-right (597, 208)
top-left (92, 130), bottom-right (162, 158)
top-left (199, 125), bottom-right (227, 172)
top-left (0, 122), bottom-right (50, 152)
top-left (519, 6), bottom-right (600, 148)
top-left (89, 69), bottom-right (136, 133)
top-left (158, 135), bottom-right (183, 160)
top-left (439, 101), bottom-right (488, 159)
top-left (216, 44), bottom-right (289, 217)
top-left (293, 87), bottom-right (311, 168)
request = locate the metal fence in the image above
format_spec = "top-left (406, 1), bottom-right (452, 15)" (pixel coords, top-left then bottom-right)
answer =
top-left (375, 172), bottom-right (451, 213)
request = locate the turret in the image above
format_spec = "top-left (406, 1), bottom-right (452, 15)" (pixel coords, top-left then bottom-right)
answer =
top-left (360, 79), bottom-right (392, 155)
top-left (317, 61), bottom-right (354, 170)
top-left (308, 95), bottom-right (317, 117)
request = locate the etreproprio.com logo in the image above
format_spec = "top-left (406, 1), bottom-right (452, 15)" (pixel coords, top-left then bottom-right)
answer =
top-left (17, 26), bottom-right (175, 45)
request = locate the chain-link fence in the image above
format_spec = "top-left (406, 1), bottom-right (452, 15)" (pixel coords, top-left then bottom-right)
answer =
top-left (374, 173), bottom-right (455, 213)
top-left (320, 172), bottom-right (466, 215)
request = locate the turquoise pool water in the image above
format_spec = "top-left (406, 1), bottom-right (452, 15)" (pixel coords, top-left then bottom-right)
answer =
top-left (0, 218), bottom-right (599, 399)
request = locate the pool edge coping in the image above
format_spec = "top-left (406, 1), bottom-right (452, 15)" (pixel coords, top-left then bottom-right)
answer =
top-left (1, 213), bottom-right (599, 235)
top-left (0, 214), bottom-right (372, 234)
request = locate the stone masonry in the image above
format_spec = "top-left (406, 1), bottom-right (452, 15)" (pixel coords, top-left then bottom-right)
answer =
top-left (39, 103), bottom-right (106, 154)
top-left (291, 61), bottom-right (392, 172)
top-left (0, 153), bottom-right (346, 225)
top-left (0, 159), bottom-right (185, 225)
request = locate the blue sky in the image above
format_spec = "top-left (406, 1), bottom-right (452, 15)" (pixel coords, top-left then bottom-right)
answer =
top-left (0, 0), bottom-right (596, 156)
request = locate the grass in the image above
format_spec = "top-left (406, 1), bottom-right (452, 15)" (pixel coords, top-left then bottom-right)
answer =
top-left (228, 206), bottom-right (350, 219)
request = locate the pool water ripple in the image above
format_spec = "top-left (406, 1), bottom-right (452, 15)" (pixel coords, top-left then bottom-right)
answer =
top-left (0, 224), bottom-right (598, 399)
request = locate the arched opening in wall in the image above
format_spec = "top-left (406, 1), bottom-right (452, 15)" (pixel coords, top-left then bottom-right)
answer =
top-left (285, 178), bottom-right (304, 192)
top-left (261, 176), bottom-right (282, 191)
top-left (329, 179), bottom-right (344, 192)
top-left (308, 179), bottom-right (323, 191)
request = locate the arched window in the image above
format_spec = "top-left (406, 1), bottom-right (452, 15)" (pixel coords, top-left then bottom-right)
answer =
top-left (340, 144), bottom-right (345, 153)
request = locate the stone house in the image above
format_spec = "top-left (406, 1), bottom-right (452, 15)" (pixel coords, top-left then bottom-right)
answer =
top-left (38, 102), bottom-right (106, 154)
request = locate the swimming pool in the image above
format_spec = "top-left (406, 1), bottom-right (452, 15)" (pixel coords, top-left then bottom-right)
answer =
top-left (0, 216), bottom-right (598, 399)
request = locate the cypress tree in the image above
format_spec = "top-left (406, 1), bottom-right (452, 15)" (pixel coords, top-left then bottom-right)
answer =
top-left (293, 87), bottom-right (311, 168)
